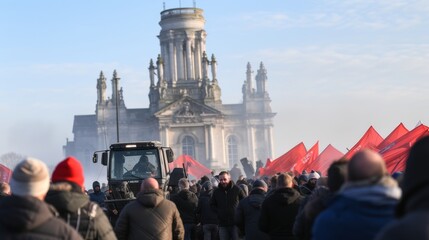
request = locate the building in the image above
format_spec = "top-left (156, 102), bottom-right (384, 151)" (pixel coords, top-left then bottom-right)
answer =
top-left (63, 7), bottom-right (275, 174)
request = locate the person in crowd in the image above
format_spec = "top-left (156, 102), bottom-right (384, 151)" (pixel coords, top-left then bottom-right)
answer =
top-left (235, 179), bottom-right (270, 240)
top-left (259, 173), bottom-right (303, 240)
top-left (238, 183), bottom-right (249, 197)
top-left (0, 181), bottom-right (11, 199)
top-left (312, 149), bottom-right (401, 240)
top-left (90, 180), bottom-right (106, 209)
top-left (230, 164), bottom-right (242, 183)
top-left (45, 156), bottom-right (116, 240)
top-left (376, 136), bottom-right (429, 240)
top-left (132, 155), bottom-right (156, 176)
top-left (171, 178), bottom-right (199, 240)
top-left (293, 159), bottom-right (348, 240)
top-left (210, 171), bottom-right (246, 240)
top-left (265, 174), bottom-right (278, 198)
top-left (115, 177), bottom-right (184, 240)
top-left (299, 170), bottom-right (320, 196)
top-left (0, 157), bottom-right (83, 239)
top-left (196, 181), bottom-right (219, 240)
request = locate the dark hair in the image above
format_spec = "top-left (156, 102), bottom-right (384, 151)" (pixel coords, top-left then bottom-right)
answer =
top-left (327, 159), bottom-right (348, 192)
top-left (219, 171), bottom-right (229, 176)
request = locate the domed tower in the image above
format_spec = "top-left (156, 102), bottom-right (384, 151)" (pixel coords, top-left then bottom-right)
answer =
top-left (149, 7), bottom-right (221, 112)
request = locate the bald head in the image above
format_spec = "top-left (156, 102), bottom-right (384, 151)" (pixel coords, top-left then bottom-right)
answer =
top-left (140, 177), bottom-right (159, 192)
top-left (348, 149), bottom-right (387, 182)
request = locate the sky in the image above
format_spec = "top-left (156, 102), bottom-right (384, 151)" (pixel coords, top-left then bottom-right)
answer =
top-left (1, 0), bottom-right (429, 170)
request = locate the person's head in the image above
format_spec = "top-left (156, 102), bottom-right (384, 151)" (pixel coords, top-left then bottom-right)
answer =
top-left (139, 155), bottom-right (149, 164)
top-left (0, 182), bottom-right (11, 195)
top-left (277, 173), bottom-right (293, 189)
top-left (270, 174), bottom-right (278, 188)
top-left (10, 157), bottom-right (50, 200)
top-left (307, 170), bottom-right (320, 188)
top-left (51, 156), bottom-right (85, 192)
top-left (92, 181), bottom-right (101, 192)
top-left (348, 149), bottom-right (387, 183)
top-left (218, 171), bottom-right (231, 188)
top-left (327, 159), bottom-right (348, 192)
top-left (252, 179), bottom-right (268, 192)
top-left (141, 177), bottom-right (159, 192)
top-left (178, 178), bottom-right (189, 191)
top-left (201, 181), bottom-right (213, 192)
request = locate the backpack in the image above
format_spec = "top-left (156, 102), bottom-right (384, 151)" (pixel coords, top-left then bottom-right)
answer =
top-left (65, 201), bottom-right (98, 240)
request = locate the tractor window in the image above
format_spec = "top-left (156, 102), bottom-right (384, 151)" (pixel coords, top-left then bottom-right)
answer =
top-left (110, 149), bottom-right (161, 180)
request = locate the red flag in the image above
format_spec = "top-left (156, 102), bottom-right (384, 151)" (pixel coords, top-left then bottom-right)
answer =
top-left (379, 124), bottom-right (429, 154)
top-left (264, 142), bottom-right (307, 176)
top-left (307, 144), bottom-right (344, 176)
top-left (380, 124), bottom-right (429, 173)
top-left (382, 147), bottom-right (410, 173)
top-left (0, 164), bottom-right (12, 183)
top-left (169, 155), bottom-right (211, 179)
top-left (344, 126), bottom-right (383, 159)
top-left (293, 141), bottom-right (319, 174)
top-left (377, 123), bottom-right (409, 151)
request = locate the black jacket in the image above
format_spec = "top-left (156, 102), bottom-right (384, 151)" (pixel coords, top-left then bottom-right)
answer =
top-left (210, 181), bottom-right (245, 227)
top-left (235, 188), bottom-right (270, 240)
top-left (170, 189), bottom-right (199, 224)
top-left (0, 195), bottom-right (83, 240)
top-left (259, 187), bottom-right (303, 240)
top-left (196, 189), bottom-right (218, 224)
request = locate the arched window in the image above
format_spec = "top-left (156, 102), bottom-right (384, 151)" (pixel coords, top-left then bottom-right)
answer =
top-left (227, 136), bottom-right (239, 165)
top-left (182, 136), bottom-right (195, 159)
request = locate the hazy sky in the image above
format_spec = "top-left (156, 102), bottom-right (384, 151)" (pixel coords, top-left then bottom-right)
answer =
top-left (1, 0), bottom-right (428, 168)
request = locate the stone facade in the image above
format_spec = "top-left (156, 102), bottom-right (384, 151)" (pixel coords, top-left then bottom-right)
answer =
top-left (63, 7), bottom-right (275, 174)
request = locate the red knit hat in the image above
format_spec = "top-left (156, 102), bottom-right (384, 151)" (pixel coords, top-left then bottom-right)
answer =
top-left (51, 156), bottom-right (85, 187)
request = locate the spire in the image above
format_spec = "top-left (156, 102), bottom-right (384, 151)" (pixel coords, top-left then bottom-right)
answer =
top-left (149, 59), bottom-right (155, 87)
top-left (246, 62), bottom-right (253, 94)
top-left (210, 54), bottom-right (217, 84)
top-left (97, 71), bottom-right (107, 103)
top-left (111, 70), bottom-right (120, 101)
top-left (256, 62), bottom-right (267, 96)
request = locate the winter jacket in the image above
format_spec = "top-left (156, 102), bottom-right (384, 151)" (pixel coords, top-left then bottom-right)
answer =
top-left (114, 189), bottom-right (184, 240)
top-left (293, 186), bottom-right (331, 240)
top-left (170, 189), bottom-right (199, 224)
top-left (312, 178), bottom-right (401, 240)
top-left (0, 195), bottom-right (83, 240)
top-left (259, 187), bottom-right (303, 240)
top-left (89, 191), bottom-right (106, 208)
top-left (45, 182), bottom-right (116, 240)
top-left (235, 188), bottom-right (270, 240)
top-left (210, 181), bottom-right (246, 227)
top-left (196, 189), bottom-right (218, 225)
top-left (376, 186), bottom-right (429, 240)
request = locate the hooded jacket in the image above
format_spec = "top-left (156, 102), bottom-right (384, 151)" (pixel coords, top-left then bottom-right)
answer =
top-left (114, 189), bottom-right (184, 240)
top-left (259, 187), bottom-right (303, 240)
top-left (0, 195), bottom-right (83, 240)
top-left (45, 182), bottom-right (116, 240)
top-left (312, 177), bottom-right (401, 240)
top-left (235, 188), bottom-right (270, 240)
top-left (170, 189), bottom-right (198, 224)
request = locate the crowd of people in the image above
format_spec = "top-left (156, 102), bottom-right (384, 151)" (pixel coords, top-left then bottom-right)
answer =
top-left (0, 135), bottom-right (429, 240)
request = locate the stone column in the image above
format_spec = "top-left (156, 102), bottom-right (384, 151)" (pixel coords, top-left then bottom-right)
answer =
top-left (268, 126), bottom-right (275, 159)
top-left (169, 40), bottom-right (177, 83)
top-left (194, 39), bottom-right (201, 80)
top-left (176, 38), bottom-right (184, 81)
top-left (185, 35), bottom-right (194, 80)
